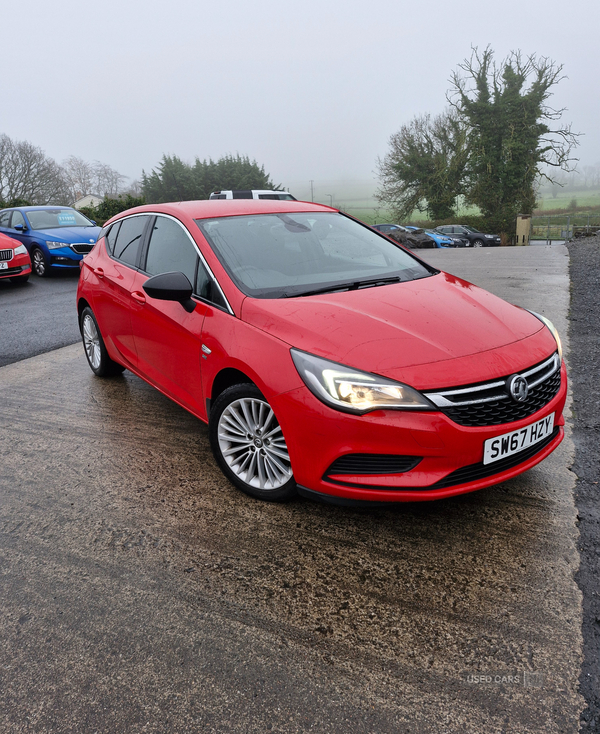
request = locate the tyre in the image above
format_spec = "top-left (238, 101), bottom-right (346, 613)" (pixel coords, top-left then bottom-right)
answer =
top-left (31, 247), bottom-right (50, 276)
top-left (209, 384), bottom-right (297, 501)
top-left (472, 239), bottom-right (484, 248)
top-left (10, 274), bottom-right (29, 285)
top-left (79, 306), bottom-right (125, 377)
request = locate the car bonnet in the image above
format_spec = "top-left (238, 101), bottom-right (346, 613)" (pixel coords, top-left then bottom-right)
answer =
top-left (32, 226), bottom-right (101, 243)
top-left (240, 272), bottom-right (556, 390)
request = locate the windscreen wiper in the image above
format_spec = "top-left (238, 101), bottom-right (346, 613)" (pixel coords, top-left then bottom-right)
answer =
top-left (282, 275), bottom-right (402, 298)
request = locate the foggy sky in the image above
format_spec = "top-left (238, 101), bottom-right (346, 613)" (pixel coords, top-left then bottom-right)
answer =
top-left (3, 0), bottom-right (598, 193)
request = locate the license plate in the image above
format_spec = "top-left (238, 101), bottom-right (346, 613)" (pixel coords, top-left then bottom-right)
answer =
top-left (483, 414), bottom-right (554, 465)
top-left (0, 262), bottom-right (7, 270)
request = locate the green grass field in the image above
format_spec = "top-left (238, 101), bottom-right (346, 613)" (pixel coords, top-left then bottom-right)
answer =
top-left (283, 179), bottom-right (600, 227)
top-left (535, 188), bottom-right (600, 212)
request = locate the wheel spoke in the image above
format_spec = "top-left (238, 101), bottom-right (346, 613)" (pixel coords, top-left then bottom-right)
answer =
top-left (223, 408), bottom-right (248, 435)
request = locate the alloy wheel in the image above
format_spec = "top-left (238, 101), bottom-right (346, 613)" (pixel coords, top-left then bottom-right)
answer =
top-left (217, 397), bottom-right (292, 490)
top-left (82, 313), bottom-right (102, 370)
top-left (32, 249), bottom-right (46, 276)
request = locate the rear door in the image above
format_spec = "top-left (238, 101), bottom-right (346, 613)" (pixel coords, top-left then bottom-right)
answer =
top-left (92, 215), bottom-right (152, 367)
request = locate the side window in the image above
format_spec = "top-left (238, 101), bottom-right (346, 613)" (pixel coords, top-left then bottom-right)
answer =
top-left (113, 216), bottom-right (149, 267)
top-left (105, 221), bottom-right (121, 255)
top-left (145, 216), bottom-right (198, 286)
top-left (11, 211), bottom-right (25, 229)
top-left (0, 210), bottom-right (12, 228)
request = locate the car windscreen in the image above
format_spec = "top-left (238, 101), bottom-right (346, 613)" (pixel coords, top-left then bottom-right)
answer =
top-left (195, 212), bottom-right (435, 299)
top-left (25, 209), bottom-right (95, 229)
top-left (462, 226), bottom-right (482, 233)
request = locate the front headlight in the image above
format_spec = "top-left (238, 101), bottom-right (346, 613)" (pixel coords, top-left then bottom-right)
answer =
top-left (291, 349), bottom-right (434, 415)
top-left (14, 244), bottom-right (27, 255)
top-left (527, 310), bottom-right (562, 359)
top-left (46, 240), bottom-right (66, 249)
top-left (484, 234), bottom-right (494, 239)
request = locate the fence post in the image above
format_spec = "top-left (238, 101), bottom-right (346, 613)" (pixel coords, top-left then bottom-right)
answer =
top-left (567, 215), bottom-right (570, 241)
top-left (547, 217), bottom-right (550, 245)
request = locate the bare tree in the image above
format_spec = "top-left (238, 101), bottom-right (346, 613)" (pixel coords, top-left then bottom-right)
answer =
top-left (0, 134), bottom-right (69, 204)
top-left (62, 155), bottom-right (97, 201)
top-left (123, 179), bottom-right (143, 197)
top-left (1, 133), bottom-right (128, 205)
top-left (94, 161), bottom-right (127, 198)
top-left (62, 156), bottom-right (127, 201)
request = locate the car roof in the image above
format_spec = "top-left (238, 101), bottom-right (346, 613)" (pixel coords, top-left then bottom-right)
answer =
top-left (0, 205), bottom-right (78, 212)
top-left (105, 199), bottom-right (334, 225)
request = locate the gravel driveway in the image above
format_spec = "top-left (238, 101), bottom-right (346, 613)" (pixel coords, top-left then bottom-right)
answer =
top-left (568, 234), bottom-right (600, 732)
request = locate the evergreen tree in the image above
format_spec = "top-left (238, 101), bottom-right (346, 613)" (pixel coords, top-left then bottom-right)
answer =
top-left (142, 154), bottom-right (279, 203)
top-left (377, 110), bottom-right (468, 221)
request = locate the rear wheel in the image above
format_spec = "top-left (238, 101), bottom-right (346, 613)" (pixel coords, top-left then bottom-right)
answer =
top-left (209, 384), bottom-right (297, 501)
top-left (80, 306), bottom-right (125, 377)
top-left (31, 247), bottom-right (49, 276)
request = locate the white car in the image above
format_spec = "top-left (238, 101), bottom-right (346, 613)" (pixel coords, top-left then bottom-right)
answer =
top-left (209, 190), bottom-right (296, 201)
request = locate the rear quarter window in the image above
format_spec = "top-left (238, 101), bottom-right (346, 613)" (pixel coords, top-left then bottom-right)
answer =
top-left (104, 221), bottom-right (122, 254)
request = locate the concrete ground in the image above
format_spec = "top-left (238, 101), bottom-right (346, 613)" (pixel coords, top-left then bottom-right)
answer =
top-left (0, 246), bottom-right (583, 733)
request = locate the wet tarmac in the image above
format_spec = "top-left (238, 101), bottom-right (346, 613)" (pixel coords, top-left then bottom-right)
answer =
top-left (0, 246), bottom-right (583, 733)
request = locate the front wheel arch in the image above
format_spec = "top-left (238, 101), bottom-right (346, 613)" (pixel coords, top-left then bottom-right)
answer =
top-left (208, 383), bottom-right (297, 502)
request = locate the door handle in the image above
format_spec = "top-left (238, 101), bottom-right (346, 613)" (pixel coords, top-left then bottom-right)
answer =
top-left (131, 291), bottom-right (146, 304)
top-left (94, 267), bottom-right (104, 279)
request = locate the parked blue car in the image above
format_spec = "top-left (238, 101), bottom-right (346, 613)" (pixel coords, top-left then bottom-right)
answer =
top-left (0, 206), bottom-right (101, 276)
top-left (404, 226), bottom-right (456, 248)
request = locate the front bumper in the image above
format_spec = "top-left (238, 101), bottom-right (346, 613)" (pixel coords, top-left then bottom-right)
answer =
top-left (0, 253), bottom-right (32, 279)
top-left (50, 247), bottom-right (83, 268)
top-left (272, 361), bottom-right (567, 503)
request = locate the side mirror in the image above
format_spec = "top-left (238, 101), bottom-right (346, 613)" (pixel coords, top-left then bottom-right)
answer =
top-left (90, 221), bottom-right (96, 226)
top-left (13, 224), bottom-right (25, 231)
top-left (142, 271), bottom-right (196, 313)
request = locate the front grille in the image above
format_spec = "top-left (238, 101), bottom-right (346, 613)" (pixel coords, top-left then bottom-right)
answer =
top-left (424, 353), bottom-right (561, 427)
top-left (325, 454), bottom-right (422, 476)
top-left (0, 249), bottom-right (13, 262)
top-left (70, 243), bottom-right (95, 254)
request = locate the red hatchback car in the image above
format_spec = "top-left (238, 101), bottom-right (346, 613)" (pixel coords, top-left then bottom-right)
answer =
top-left (76, 201), bottom-right (566, 505)
top-left (0, 231), bottom-right (32, 284)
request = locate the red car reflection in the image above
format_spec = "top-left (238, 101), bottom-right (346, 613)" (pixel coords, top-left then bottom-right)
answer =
top-left (0, 232), bottom-right (32, 284)
top-left (76, 201), bottom-right (566, 505)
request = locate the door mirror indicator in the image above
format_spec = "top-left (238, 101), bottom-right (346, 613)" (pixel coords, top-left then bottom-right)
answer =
top-left (142, 271), bottom-right (196, 313)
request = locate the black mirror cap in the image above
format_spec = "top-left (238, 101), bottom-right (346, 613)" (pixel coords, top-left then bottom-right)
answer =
top-left (143, 271), bottom-right (196, 312)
